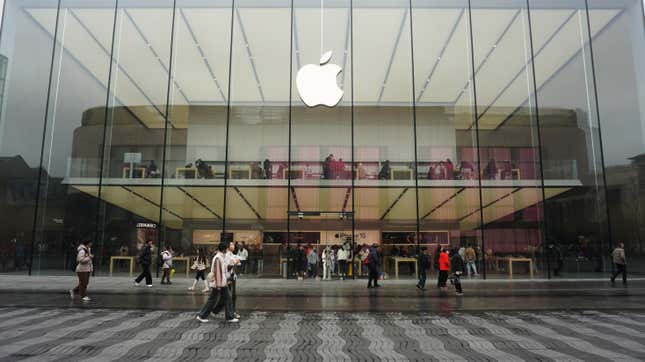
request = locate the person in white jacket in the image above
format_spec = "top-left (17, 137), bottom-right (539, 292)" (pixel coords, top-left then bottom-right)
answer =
top-left (69, 240), bottom-right (93, 302)
top-left (238, 244), bottom-right (248, 274)
top-left (160, 245), bottom-right (174, 285)
top-left (337, 246), bottom-right (349, 280)
top-left (322, 246), bottom-right (333, 280)
top-left (189, 248), bottom-right (210, 292)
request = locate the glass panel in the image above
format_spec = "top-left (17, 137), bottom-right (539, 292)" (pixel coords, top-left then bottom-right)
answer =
top-left (529, 0), bottom-right (611, 277)
top-left (412, 0), bottom-right (484, 278)
top-left (289, 0), bottom-right (352, 279)
top-left (353, 0), bottom-right (418, 280)
top-left (35, 0), bottom-right (118, 274)
top-left (0, 0), bottom-right (59, 274)
top-left (470, 0), bottom-right (545, 278)
top-left (159, 0), bottom-right (232, 277)
top-left (98, 0), bottom-right (174, 274)
top-left (225, 0), bottom-right (291, 276)
top-left (589, 0), bottom-right (645, 274)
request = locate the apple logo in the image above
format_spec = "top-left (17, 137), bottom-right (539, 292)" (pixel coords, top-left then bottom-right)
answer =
top-left (296, 50), bottom-right (344, 107)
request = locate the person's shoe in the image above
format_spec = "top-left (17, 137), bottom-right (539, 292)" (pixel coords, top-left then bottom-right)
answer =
top-left (167, 281), bottom-right (172, 285)
top-left (367, 285), bottom-right (373, 289)
top-left (133, 281), bottom-right (140, 287)
top-left (146, 284), bottom-right (153, 288)
top-left (82, 296), bottom-right (91, 302)
top-left (456, 292), bottom-right (464, 296)
top-left (375, 284), bottom-right (381, 288)
top-left (227, 318), bottom-right (240, 323)
top-left (69, 289), bottom-right (74, 299)
top-left (201, 288), bottom-right (210, 293)
top-left (234, 313), bottom-right (241, 319)
top-left (196, 316), bottom-right (209, 323)
top-left (416, 284), bottom-right (422, 290)
top-left (188, 286), bottom-right (195, 291)
top-left (160, 281), bottom-right (167, 285)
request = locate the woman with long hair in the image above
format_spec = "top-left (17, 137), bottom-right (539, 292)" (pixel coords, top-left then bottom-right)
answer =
top-left (189, 248), bottom-right (209, 292)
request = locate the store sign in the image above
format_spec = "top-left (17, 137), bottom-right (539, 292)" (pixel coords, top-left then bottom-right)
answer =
top-left (296, 51), bottom-right (343, 107)
top-left (136, 222), bottom-right (157, 229)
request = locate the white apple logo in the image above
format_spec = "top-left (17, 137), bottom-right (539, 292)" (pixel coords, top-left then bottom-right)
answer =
top-left (296, 50), bottom-right (344, 107)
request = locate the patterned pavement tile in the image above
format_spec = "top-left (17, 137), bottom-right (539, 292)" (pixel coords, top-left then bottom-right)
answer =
top-left (0, 308), bottom-right (644, 361)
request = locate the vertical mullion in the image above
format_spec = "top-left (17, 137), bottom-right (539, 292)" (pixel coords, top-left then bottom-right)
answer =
top-left (94, 0), bottom-right (120, 276)
top-left (408, 0), bottom-right (421, 256)
top-left (157, 0), bottom-right (178, 264)
top-left (222, 0), bottom-right (236, 236)
top-left (29, 0), bottom-right (62, 276)
top-left (525, 0), bottom-right (550, 278)
top-left (286, 0), bottom-right (294, 278)
top-left (583, 0), bottom-right (613, 260)
top-left (350, 0), bottom-right (355, 279)
top-left (466, 0), bottom-right (486, 279)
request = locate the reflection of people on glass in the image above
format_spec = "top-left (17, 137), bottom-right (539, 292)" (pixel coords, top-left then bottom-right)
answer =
top-left (378, 160), bottom-right (391, 180)
top-left (484, 158), bottom-right (498, 179)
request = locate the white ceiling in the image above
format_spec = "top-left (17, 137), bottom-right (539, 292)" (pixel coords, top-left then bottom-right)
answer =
top-left (26, 4), bottom-right (620, 130)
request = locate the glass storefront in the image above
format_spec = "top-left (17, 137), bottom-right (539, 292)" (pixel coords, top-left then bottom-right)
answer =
top-left (0, 0), bottom-right (644, 279)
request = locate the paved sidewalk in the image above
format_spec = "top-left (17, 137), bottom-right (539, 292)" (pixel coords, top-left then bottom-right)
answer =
top-left (0, 307), bottom-right (644, 361)
top-left (0, 275), bottom-right (643, 312)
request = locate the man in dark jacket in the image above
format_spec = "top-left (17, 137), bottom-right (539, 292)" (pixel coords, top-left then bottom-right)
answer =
top-left (450, 248), bottom-right (464, 295)
top-left (416, 247), bottom-right (430, 290)
top-left (134, 240), bottom-right (153, 287)
top-left (367, 244), bottom-right (381, 288)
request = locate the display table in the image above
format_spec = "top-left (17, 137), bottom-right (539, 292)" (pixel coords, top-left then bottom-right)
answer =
top-left (176, 167), bottom-right (197, 179)
top-left (508, 257), bottom-right (533, 278)
top-left (109, 256), bottom-right (134, 277)
top-left (173, 256), bottom-right (191, 278)
top-left (122, 167), bottom-right (146, 178)
top-left (387, 256), bottom-right (418, 279)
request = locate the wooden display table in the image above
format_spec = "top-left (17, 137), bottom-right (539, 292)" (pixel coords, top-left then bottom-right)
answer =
top-left (508, 257), bottom-right (533, 278)
top-left (122, 167), bottom-right (146, 179)
top-left (109, 256), bottom-right (134, 277)
top-left (387, 256), bottom-right (418, 279)
top-left (176, 167), bottom-right (197, 179)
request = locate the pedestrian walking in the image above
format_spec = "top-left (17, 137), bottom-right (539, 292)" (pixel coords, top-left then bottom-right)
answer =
top-left (69, 240), bottom-right (93, 302)
top-left (134, 240), bottom-right (153, 287)
top-left (223, 241), bottom-right (241, 317)
top-left (610, 242), bottom-right (627, 285)
top-left (416, 247), bottom-right (430, 290)
top-left (450, 248), bottom-right (464, 296)
top-left (189, 248), bottom-right (209, 292)
top-left (367, 243), bottom-right (381, 288)
top-left (437, 247), bottom-right (450, 294)
top-left (196, 242), bottom-right (238, 323)
top-left (160, 245), bottom-right (174, 285)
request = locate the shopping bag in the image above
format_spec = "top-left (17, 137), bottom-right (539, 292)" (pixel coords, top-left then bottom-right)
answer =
top-left (169, 268), bottom-right (176, 278)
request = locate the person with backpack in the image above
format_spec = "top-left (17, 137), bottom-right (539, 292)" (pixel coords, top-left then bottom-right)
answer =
top-left (416, 247), bottom-right (430, 290)
top-left (189, 248), bottom-right (209, 292)
top-left (450, 248), bottom-right (464, 296)
top-left (610, 242), bottom-right (627, 285)
top-left (367, 243), bottom-right (381, 288)
top-left (134, 240), bottom-right (153, 287)
top-left (69, 240), bottom-right (93, 302)
top-left (160, 245), bottom-right (174, 285)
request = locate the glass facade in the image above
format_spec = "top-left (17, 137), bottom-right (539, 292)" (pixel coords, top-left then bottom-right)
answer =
top-left (0, 0), bottom-right (644, 279)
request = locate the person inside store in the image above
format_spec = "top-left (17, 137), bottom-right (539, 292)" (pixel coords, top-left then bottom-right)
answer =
top-left (337, 158), bottom-right (346, 179)
top-left (263, 158), bottom-right (272, 179)
top-left (251, 162), bottom-right (263, 179)
top-left (416, 247), bottom-right (430, 290)
top-left (134, 240), bottom-right (153, 287)
top-left (147, 160), bottom-right (160, 178)
top-left (484, 158), bottom-right (498, 179)
top-left (307, 247), bottom-right (318, 278)
top-left (378, 160), bottom-right (391, 180)
top-left (323, 154), bottom-right (334, 179)
top-left (238, 243), bottom-right (248, 274)
top-left (367, 243), bottom-right (381, 289)
top-left (195, 159), bottom-right (212, 179)
top-left (445, 158), bottom-right (454, 179)
top-left (460, 160), bottom-right (474, 179)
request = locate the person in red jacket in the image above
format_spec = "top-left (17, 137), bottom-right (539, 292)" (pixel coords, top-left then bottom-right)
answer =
top-left (437, 247), bottom-right (450, 293)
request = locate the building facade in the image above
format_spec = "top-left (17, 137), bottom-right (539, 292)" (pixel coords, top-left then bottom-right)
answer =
top-left (0, 0), bottom-right (644, 278)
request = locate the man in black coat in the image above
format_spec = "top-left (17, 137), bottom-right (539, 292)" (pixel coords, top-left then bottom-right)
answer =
top-left (416, 247), bottom-right (430, 290)
top-left (134, 240), bottom-right (153, 287)
top-left (367, 244), bottom-right (381, 288)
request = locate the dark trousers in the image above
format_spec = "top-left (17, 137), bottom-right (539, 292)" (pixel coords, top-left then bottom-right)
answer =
top-left (417, 270), bottom-right (427, 288)
top-left (230, 280), bottom-right (237, 310)
top-left (611, 263), bottom-right (627, 284)
top-left (438, 270), bottom-right (448, 288)
top-left (453, 273), bottom-right (463, 293)
top-left (73, 272), bottom-right (90, 297)
top-left (339, 260), bottom-right (347, 276)
top-left (367, 265), bottom-right (379, 287)
top-left (199, 287), bottom-right (234, 320)
top-left (161, 268), bottom-right (171, 283)
top-left (135, 264), bottom-right (152, 285)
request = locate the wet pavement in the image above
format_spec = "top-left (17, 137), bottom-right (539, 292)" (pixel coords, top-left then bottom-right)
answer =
top-left (0, 307), bottom-right (644, 361)
top-left (0, 275), bottom-right (644, 312)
